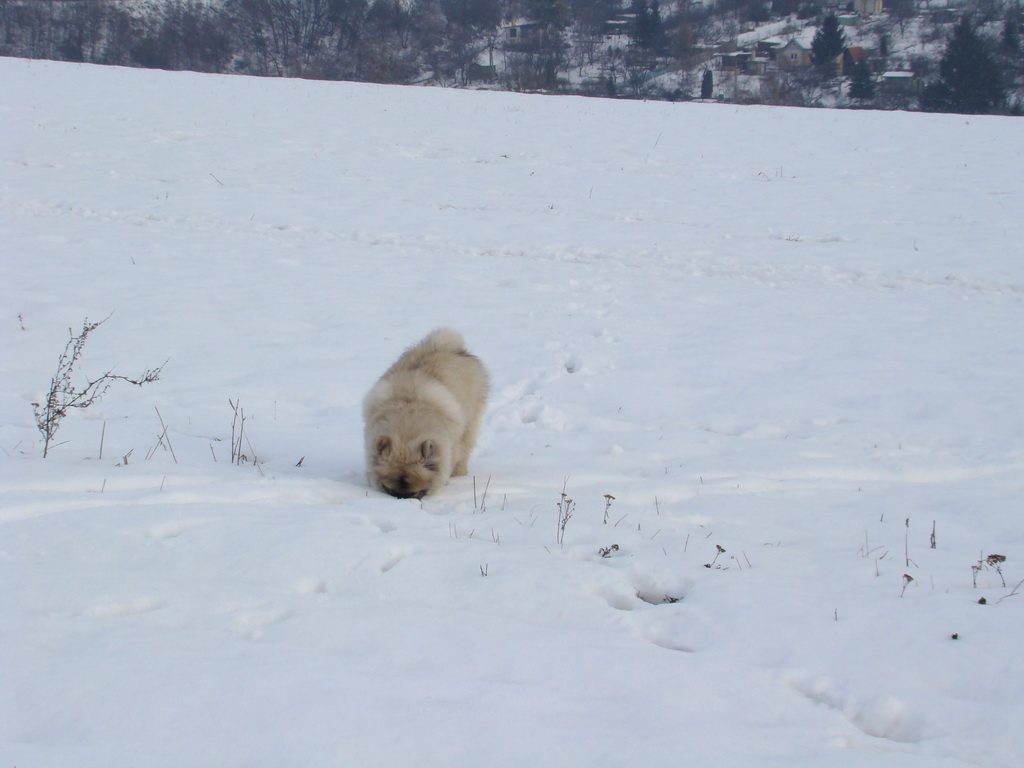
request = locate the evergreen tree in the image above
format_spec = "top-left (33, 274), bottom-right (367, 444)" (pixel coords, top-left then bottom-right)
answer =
top-left (701, 67), bottom-right (713, 99)
top-left (650, 0), bottom-right (665, 50)
top-left (921, 16), bottom-right (1006, 115)
top-left (631, 0), bottom-right (665, 53)
top-left (746, 1), bottom-right (770, 24)
top-left (811, 13), bottom-right (846, 70)
top-left (1002, 17), bottom-right (1021, 55)
top-left (771, 0), bottom-right (799, 14)
top-left (848, 58), bottom-right (875, 100)
top-left (439, 0), bottom-right (500, 31)
top-left (529, 0), bottom-right (569, 31)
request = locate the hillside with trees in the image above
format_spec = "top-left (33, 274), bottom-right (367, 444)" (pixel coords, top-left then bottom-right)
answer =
top-left (1, 0), bottom-right (1021, 113)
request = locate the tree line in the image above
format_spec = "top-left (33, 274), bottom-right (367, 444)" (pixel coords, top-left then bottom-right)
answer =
top-left (0, 0), bottom-right (702, 86)
top-left (0, 0), bottom-right (506, 83)
top-left (1, 0), bottom-right (1021, 113)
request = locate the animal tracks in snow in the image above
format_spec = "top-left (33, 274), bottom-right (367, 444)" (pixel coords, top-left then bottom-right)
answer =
top-left (584, 558), bottom-right (698, 654)
top-left (490, 341), bottom-right (617, 434)
top-left (291, 577), bottom-right (329, 595)
top-left (516, 399), bottom-right (569, 431)
top-left (562, 353), bottom-right (584, 375)
top-left (231, 605), bottom-right (295, 639)
top-left (586, 564), bottom-right (692, 613)
top-left (87, 596), bottom-right (166, 618)
top-left (144, 519), bottom-right (194, 540)
top-left (379, 545), bottom-right (419, 573)
top-left (785, 673), bottom-right (925, 744)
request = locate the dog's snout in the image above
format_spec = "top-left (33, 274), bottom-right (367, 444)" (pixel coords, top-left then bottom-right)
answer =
top-left (384, 479), bottom-right (425, 500)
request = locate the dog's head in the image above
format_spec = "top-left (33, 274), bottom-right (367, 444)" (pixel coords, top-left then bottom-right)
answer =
top-left (371, 436), bottom-right (444, 500)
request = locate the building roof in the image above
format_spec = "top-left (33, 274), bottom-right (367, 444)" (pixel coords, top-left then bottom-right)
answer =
top-left (781, 37), bottom-right (812, 51)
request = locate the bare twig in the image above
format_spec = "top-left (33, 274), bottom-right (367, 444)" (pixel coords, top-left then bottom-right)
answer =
top-left (153, 407), bottom-right (178, 464)
top-left (245, 433), bottom-right (263, 476)
top-left (474, 475), bottom-right (492, 512)
top-left (705, 544), bottom-right (726, 569)
top-left (481, 475), bottom-right (491, 511)
top-left (997, 578), bottom-right (1023, 604)
top-left (33, 315), bottom-right (164, 457)
top-left (556, 477), bottom-right (574, 548)
top-left (900, 573), bottom-right (915, 597)
top-left (229, 399), bottom-right (248, 465)
top-left (973, 553), bottom-right (1008, 588)
top-left (229, 399), bottom-right (242, 464)
top-left (904, 517), bottom-right (910, 567)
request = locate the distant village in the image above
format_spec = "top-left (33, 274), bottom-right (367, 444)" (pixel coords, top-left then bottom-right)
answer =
top-left (489, 0), bottom-right (1020, 110)
top-left (1, 0), bottom-right (1020, 113)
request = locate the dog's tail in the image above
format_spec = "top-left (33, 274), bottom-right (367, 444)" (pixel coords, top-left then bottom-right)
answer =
top-left (391, 327), bottom-right (471, 371)
top-left (417, 327), bottom-right (467, 355)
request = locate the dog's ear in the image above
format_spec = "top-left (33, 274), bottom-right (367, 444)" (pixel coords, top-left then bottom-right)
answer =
top-left (375, 436), bottom-right (392, 457)
top-left (420, 440), bottom-right (436, 460)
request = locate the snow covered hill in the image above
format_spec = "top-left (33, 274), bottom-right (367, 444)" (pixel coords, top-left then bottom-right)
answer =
top-left (2, 58), bottom-right (1023, 767)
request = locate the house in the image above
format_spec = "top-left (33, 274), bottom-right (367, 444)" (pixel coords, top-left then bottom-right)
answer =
top-left (719, 51), bottom-right (751, 72)
top-left (841, 46), bottom-right (868, 76)
top-left (929, 9), bottom-right (957, 24)
top-left (467, 62), bottom-right (497, 82)
top-left (879, 70), bottom-right (920, 96)
top-left (852, 0), bottom-right (883, 13)
top-left (756, 38), bottom-right (787, 60)
top-left (604, 19), bottom-right (631, 38)
top-left (719, 51), bottom-right (769, 76)
top-left (775, 38), bottom-right (812, 69)
top-left (745, 56), bottom-right (769, 76)
top-left (605, 13), bottom-right (637, 37)
top-left (503, 20), bottom-right (546, 51)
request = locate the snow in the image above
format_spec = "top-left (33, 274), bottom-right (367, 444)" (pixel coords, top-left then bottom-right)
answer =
top-left (736, 19), bottom-right (796, 48)
top-left (2, 57), bottom-right (1024, 767)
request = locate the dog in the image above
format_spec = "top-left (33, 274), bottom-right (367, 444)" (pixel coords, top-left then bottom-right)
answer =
top-left (363, 328), bottom-right (488, 499)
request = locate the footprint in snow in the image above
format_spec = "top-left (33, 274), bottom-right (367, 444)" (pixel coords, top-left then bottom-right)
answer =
top-left (379, 545), bottom-right (418, 573)
top-left (145, 520), bottom-right (193, 540)
top-left (518, 399), bottom-right (569, 430)
top-left (786, 674), bottom-right (925, 743)
top-left (87, 596), bottom-right (165, 617)
top-left (291, 577), bottom-right (329, 595)
top-left (585, 565), bottom-right (695, 652)
top-left (233, 605), bottom-right (294, 638)
top-left (586, 566), bottom-right (691, 612)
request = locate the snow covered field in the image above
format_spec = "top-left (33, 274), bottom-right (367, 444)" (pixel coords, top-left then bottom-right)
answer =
top-left (2, 58), bottom-right (1023, 767)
